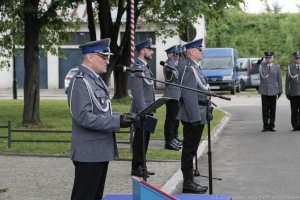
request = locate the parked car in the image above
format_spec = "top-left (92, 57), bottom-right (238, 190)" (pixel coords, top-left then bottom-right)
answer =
top-left (64, 67), bottom-right (79, 93)
top-left (201, 48), bottom-right (241, 94)
top-left (237, 57), bottom-right (265, 91)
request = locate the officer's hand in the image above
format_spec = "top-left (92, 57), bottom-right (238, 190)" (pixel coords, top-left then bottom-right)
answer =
top-left (120, 113), bottom-right (136, 128)
top-left (277, 93), bottom-right (281, 99)
top-left (286, 95), bottom-right (290, 100)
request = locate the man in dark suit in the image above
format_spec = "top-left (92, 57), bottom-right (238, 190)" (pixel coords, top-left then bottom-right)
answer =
top-left (286, 51), bottom-right (300, 131)
top-left (67, 38), bottom-right (134, 200)
top-left (128, 38), bottom-right (156, 178)
top-left (177, 38), bottom-right (208, 194)
top-left (259, 51), bottom-right (282, 132)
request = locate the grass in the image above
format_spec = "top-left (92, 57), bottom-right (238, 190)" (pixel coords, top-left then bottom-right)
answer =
top-left (0, 99), bottom-right (225, 160)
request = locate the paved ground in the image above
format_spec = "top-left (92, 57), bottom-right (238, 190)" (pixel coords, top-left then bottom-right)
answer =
top-left (1, 90), bottom-right (299, 200)
top-left (193, 96), bottom-right (300, 199)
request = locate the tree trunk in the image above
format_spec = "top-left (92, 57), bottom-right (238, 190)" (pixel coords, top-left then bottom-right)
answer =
top-left (96, 0), bottom-right (141, 99)
top-left (22, 0), bottom-right (41, 126)
top-left (112, 0), bottom-right (132, 99)
top-left (86, 0), bottom-right (96, 41)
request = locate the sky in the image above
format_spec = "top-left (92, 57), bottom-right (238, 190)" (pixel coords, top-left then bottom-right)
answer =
top-left (241, 0), bottom-right (300, 13)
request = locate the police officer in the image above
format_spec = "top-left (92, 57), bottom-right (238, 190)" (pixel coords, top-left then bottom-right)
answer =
top-left (259, 51), bottom-right (282, 132)
top-left (163, 45), bottom-right (182, 151)
top-left (129, 38), bottom-right (156, 178)
top-left (67, 38), bottom-right (134, 200)
top-left (177, 38), bottom-right (208, 194)
top-left (285, 51), bottom-right (300, 131)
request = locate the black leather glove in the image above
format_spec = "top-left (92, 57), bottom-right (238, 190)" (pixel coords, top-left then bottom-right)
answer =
top-left (207, 106), bottom-right (214, 121)
top-left (277, 93), bottom-right (281, 99)
top-left (257, 57), bottom-right (264, 65)
top-left (286, 95), bottom-right (290, 100)
top-left (120, 113), bottom-right (135, 128)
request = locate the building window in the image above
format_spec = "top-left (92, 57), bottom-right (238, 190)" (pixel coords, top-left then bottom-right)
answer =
top-left (65, 32), bottom-right (90, 45)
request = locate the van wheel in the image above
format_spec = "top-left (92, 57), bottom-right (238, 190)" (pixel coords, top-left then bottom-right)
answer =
top-left (231, 83), bottom-right (236, 95)
top-left (240, 80), bottom-right (246, 91)
top-left (236, 82), bottom-right (241, 93)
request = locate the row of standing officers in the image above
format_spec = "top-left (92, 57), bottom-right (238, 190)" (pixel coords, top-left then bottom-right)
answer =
top-left (258, 51), bottom-right (300, 132)
top-left (67, 36), bottom-right (300, 199)
top-left (128, 38), bottom-right (210, 194)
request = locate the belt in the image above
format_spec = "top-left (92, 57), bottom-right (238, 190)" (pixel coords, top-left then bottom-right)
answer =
top-left (198, 100), bottom-right (208, 106)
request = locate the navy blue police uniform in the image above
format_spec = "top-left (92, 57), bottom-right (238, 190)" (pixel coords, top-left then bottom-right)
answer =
top-left (177, 38), bottom-right (208, 194)
top-left (286, 51), bottom-right (300, 131)
top-left (128, 38), bottom-right (156, 177)
top-left (163, 45), bottom-right (182, 151)
top-left (67, 38), bottom-right (134, 200)
top-left (259, 51), bottom-right (282, 132)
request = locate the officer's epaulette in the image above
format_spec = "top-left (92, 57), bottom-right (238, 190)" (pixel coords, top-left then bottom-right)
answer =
top-left (76, 71), bottom-right (84, 78)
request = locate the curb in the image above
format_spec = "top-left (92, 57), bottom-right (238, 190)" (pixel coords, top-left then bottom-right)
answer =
top-left (160, 109), bottom-right (231, 194)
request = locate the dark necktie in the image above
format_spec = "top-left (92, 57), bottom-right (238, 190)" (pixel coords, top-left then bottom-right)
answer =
top-left (268, 65), bottom-right (271, 71)
top-left (298, 65), bottom-right (299, 71)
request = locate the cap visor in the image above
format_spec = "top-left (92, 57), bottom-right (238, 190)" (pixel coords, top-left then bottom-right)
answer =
top-left (97, 52), bottom-right (114, 56)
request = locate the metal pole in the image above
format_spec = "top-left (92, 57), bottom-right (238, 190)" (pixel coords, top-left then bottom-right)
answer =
top-left (8, 121), bottom-right (11, 148)
top-left (13, 52), bottom-right (17, 99)
top-left (12, 7), bottom-right (17, 100)
top-left (130, 0), bottom-right (135, 67)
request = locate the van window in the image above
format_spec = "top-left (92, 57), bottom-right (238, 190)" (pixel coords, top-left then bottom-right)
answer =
top-left (201, 57), bottom-right (232, 69)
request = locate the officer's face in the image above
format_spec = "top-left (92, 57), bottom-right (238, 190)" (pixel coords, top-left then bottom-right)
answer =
top-left (194, 47), bottom-right (204, 61)
top-left (167, 53), bottom-right (173, 60)
top-left (143, 48), bottom-right (153, 60)
top-left (265, 56), bottom-right (273, 64)
top-left (92, 53), bottom-right (110, 74)
top-left (294, 57), bottom-right (300, 64)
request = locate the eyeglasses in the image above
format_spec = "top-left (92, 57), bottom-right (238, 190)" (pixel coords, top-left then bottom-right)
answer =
top-left (196, 47), bottom-right (203, 52)
top-left (93, 53), bottom-right (110, 60)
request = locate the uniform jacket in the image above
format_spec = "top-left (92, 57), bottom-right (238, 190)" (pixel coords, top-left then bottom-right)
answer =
top-left (67, 65), bottom-right (120, 162)
top-left (176, 57), bottom-right (209, 124)
top-left (259, 63), bottom-right (283, 96)
top-left (286, 64), bottom-right (300, 96)
top-left (128, 58), bottom-right (155, 114)
top-left (163, 58), bottom-right (181, 101)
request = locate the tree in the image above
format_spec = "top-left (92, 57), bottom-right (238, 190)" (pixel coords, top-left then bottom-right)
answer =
top-left (84, 0), bottom-right (245, 99)
top-left (262, 0), bottom-right (282, 14)
top-left (206, 8), bottom-right (300, 69)
top-left (0, 0), bottom-right (82, 126)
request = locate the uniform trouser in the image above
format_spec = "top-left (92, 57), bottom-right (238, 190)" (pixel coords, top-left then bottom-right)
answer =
top-left (71, 161), bottom-right (108, 200)
top-left (290, 96), bottom-right (300, 129)
top-left (164, 99), bottom-right (180, 143)
top-left (132, 128), bottom-right (151, 170)
top-left (261, 95), bottom-right (277, 129)
top-left (181, 121), bottom-right (204, 181)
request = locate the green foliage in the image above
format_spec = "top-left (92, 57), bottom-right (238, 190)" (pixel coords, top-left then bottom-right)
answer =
top-left (206, 9), bottom-right (300, 70)
top-left (0, 0), bottom-right (82, 69)
top-left (135, 0), bottom-right (244, 42)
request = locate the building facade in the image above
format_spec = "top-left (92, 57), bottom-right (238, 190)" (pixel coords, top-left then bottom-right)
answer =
top-left (0, 18), bottom-right (205, 90)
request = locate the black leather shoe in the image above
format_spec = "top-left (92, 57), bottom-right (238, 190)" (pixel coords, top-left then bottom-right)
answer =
top-left (146, 170), bottom-right (155, 175)
top-left (165, 140), bottom-right (181, 151)
top-left (269, 128), bottom-right (276, 132)
top-left (261, 129), bottom-right (268, 132)
top-left (174, 135), bottom-right (183, 143)
top-left (182, 180), bottom-right (207, 194)
top-left (131, 169), bottom-right (149, 178)
top-left (173, 138), bottom-right (182, 147)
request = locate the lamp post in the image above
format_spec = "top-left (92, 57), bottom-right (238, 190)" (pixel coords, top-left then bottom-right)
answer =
top-left (12, 52), bottom-right (17, 99)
